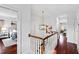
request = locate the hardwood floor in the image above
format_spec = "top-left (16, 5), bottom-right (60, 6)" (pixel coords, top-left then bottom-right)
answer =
top-left (55, 39), bottom-right (78, 54)
top-left (67, 42), bottom-right (78, 54)
top-left (0, 39), bottom-right (17, 54)
top-left (0, 38), bottom-right (78, 54)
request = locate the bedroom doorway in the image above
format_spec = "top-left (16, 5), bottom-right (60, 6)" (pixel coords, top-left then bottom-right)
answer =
top-left (0, 5), bottom-right (18, 54)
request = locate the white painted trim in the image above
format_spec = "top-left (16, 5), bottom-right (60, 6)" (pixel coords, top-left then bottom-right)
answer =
top-left (17, 8), bottom-right (22, 54)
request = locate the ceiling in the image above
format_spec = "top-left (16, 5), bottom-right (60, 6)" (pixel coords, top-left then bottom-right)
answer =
top-left (32, 4), bottom-right (79, 17)
top-left (0, 5), bottom-right (17, 20)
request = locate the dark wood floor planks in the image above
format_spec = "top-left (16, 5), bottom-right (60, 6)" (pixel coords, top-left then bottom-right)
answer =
top-left (0, 39), bottom-right (17, 54)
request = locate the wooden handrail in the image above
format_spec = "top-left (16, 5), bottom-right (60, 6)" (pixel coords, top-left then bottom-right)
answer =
top-left (43, 32), bottom-right (58, 40)
top-left (28, 31), bottom-right (58, 40)
top-left (28, 34), bottom-right (43, 40)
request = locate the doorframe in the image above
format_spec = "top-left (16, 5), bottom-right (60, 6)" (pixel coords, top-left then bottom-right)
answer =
top-left (0, 4), bottom-right (22, 54)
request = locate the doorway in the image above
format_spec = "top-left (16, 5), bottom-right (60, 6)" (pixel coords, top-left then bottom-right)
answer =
top-left (0, 5), bottom-right (18, 54)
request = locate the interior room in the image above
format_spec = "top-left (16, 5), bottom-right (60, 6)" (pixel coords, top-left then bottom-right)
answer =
top-left (1, 4), bottom-right (79, 54)
top-left (0, 5), bottom-right (17, 54)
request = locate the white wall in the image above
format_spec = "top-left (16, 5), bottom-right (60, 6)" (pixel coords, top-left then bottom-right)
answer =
top-left (66, 11), bottom-right (77, 43)
top-left (20, 5), bottom-right (32, 54)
